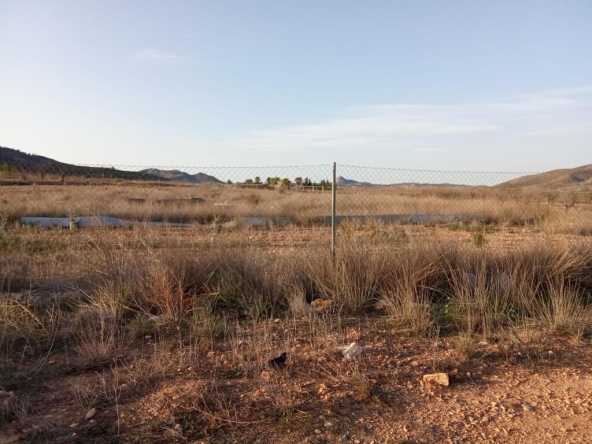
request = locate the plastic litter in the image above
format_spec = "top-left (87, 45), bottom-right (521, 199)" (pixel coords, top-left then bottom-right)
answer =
top-left (342, 342), bottom-right (364, 359)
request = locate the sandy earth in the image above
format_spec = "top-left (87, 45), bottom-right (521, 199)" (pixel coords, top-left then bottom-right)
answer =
top-left (2, 323), bottom-right (591, 444)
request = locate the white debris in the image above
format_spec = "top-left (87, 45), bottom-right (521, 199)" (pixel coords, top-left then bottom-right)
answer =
top-left (342, 342), bottom-right (364, 359)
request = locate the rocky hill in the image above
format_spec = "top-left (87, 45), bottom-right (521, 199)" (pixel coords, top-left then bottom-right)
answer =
top-left (140, 168), bottom-right (222, 184)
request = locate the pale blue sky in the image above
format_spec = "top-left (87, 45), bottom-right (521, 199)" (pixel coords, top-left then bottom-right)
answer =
top-left (1, 1), bottom-right (591, 171)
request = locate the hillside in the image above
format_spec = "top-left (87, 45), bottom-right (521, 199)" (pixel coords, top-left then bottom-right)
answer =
top-left (335, 176), bottom-right (373, 186)
top-left (499, 164), bottom-right (592, 188)
top-left (140, 168), bottom-right (222, 184)
top-left (0, 146), bottom-right (160, 181)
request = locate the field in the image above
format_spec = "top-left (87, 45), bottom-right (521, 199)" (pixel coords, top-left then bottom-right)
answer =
top-left (1, 179), bottom-right (592, 229)
top-left (1, 181), bottom-right (592, 443)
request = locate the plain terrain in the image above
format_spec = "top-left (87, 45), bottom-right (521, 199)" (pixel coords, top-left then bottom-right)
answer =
top-left (1, 180), bottom-right (592, 443)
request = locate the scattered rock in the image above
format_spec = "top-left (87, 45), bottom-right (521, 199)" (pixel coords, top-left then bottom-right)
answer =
top-left (318, 383), bottom-right (330, 396)
top-left (70, 423), bottom-right (79, 428)
top-left (85, 408), bottom-right (97, 420)
top-left (423, 373), bottom-right (450, 386)
top-left (324, 421), bottom-right (333, 428)
top-left (411, 361), bottom-right (420, 367)
top-left (523, 403), bottom-right (534, 412)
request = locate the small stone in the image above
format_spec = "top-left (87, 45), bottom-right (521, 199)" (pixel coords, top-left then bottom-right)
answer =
top-left (423, 373), bottom-right (450, 386)
top-left (85, 408), bottom-right (97, 420)
top-left (70, 423), bottom-right (79, 428)
top-left (274, 318), bottom-right (280, 323)
top-left (324, 421), bottom-right (333, 428)
top-left (411, 361), bottom-right (420, 367)
top-left (314, 429), bottom-right (321, 434)
top-left (318, 383), bottom-right (330, 395)
top-left (144, 335), bottom-right (152, 339)
top-left (522, 403), bottom-right (534, 412)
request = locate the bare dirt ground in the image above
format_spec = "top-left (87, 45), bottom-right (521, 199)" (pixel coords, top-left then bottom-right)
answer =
top-left (2, 318), bottom-right (591, 444)
top-left (2, 225), bottom-right (592, 443)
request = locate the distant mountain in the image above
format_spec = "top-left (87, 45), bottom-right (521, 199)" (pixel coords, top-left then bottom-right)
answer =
top-left (140, 168), bottom-right (222, 184)
top-left (498, 164), bottom-right (592, 189)
top-left (335, 176), bottom-right (373, 186)
top-left (0, 146), bottom-right (159, 181)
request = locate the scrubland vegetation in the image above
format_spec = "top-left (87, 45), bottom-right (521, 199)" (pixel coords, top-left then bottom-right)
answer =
top-left (1, 178), bottom-right (592, 442)
top-left (1, 180), bottom-right (591, 232)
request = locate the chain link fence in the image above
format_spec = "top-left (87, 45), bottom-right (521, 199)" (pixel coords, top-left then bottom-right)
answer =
top-left (1, 160), bottom-right (591, 236)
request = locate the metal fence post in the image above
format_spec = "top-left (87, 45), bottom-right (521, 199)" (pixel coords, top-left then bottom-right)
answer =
top-left (331, 162), bottom-right (337, 263)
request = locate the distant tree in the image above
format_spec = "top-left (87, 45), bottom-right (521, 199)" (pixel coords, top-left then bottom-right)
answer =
top-left (36, 164), bottom-right (48, 180)
top-left (1, 163), bottom-right (12, 177)
top-left (245, 178), bottom-right (254, 184)
top-left (563, 192), bottom-right (579, 214)
top-left (281, 178), bottom-right (291, 187)
top-left (266, 177), bottom-right (280, 186)
top-left (295, 177), bottom-right (303, 186)
top-left (254, 176), bottom-right (261, 184)
top-left (545, 192), bottom-right (558, 206)
top-left (227, 179), bottom-right (233, 184)
top-left (59, 167), bottom-right (67, 183)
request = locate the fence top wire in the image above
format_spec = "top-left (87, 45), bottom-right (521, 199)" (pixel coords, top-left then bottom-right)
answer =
top-left (69, 164), bottom-right (334, 171)
top-left (338, 164), bottom-right (539, 175)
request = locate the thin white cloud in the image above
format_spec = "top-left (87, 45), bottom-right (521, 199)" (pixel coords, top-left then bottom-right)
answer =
top-left (132, 48), bottom-right (185, 62)
top-left (210, 86), bottom-right (592, 154)
top-left (521, 122), bottom-right (592, 137)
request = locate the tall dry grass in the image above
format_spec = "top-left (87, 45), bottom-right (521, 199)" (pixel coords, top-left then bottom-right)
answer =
top-left (0, 226), bottom-right (591, 376)
top-left (1, 182), bottom-right (591, 231)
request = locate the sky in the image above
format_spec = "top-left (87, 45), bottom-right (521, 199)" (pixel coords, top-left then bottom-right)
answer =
top-left (1, 0), bottom-right (591, 172)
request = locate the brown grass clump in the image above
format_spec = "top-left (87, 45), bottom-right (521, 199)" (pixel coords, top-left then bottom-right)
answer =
top-left (1, 223), bottom-right (591, 439)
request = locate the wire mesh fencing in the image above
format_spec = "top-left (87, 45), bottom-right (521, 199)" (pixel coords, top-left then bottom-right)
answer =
top-left (1, 160), bottom-right (591, 236)
top-left (0, 161), bottom-right (334, 226)
top-left (335, 165), bottom-right (592, 232)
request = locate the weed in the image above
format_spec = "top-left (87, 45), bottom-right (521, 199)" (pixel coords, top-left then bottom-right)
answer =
top-left (471, 232), bottom-right (486, 246)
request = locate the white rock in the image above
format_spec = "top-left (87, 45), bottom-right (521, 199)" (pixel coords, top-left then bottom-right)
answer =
top-left (85, 408), bottom-right (97, 420)
top-left (423, 373), bottom-right (450, 386)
